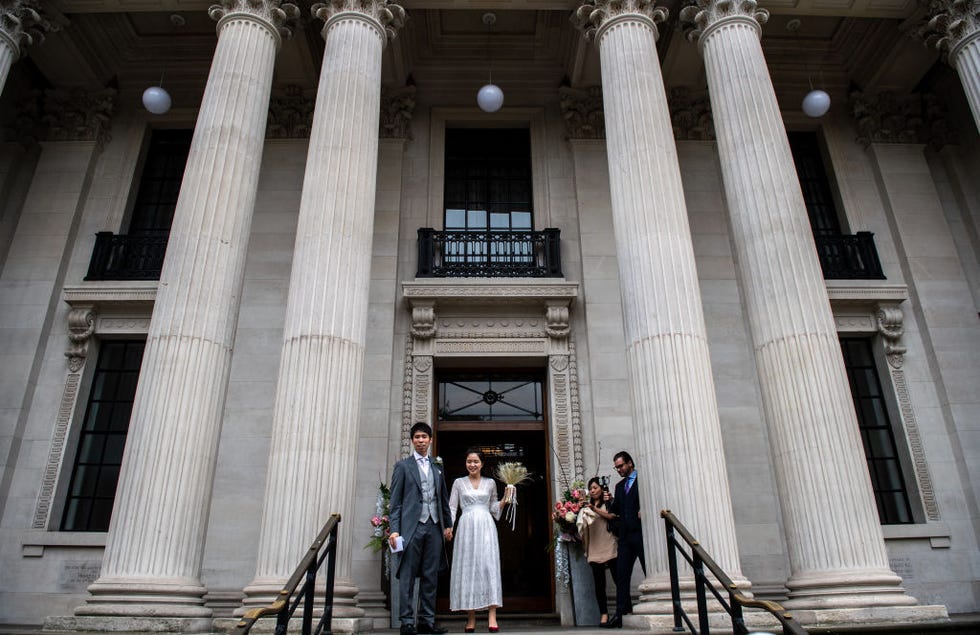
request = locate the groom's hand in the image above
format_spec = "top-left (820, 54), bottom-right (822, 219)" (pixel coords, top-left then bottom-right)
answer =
top-left (388, 532), bottom-right (400, 549)
top-left (443, 528), bottom-right (453, 541)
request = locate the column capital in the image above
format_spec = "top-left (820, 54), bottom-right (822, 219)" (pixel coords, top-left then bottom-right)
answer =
top-left (42, 87), bottom-right (116, 149)
top-left (679, 0), bottom-right (769, 46)
top-left (208, 0), bottom-right (301, 43)
top-left (379, 85), bottom-right (416, 139)
top-left (919, 0), bottom-right (979, 64)
top-left (558, 85), bottom-right (604, 139)
top-left (0, 0), bottom-right (54, 58)
top-left (849, 89), bottom-right (957, 149)
top-left (312, 0), bottom-right (407, 43)
top-left (572, 0), bottom-right (668, 43)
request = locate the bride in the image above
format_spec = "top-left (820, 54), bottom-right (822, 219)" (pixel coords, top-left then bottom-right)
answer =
top-left (448, 449), bottom-right (511, 633)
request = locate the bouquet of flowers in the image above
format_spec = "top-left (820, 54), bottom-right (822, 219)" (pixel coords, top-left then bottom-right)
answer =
top-left (496, 462), bottom-right (532, 530)
top-left (552, 480), bottom-right (586, 542)
top-left (365, 481), bottom-right (391, 553)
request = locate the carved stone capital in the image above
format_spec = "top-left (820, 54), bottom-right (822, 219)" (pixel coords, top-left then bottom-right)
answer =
top-left (66, 307), bottom-right (97, 372)
top-left (0, 0), bottom-right (55, 57)
top-left (876, 305), bottom-right (906, 369)
top-left (850, 90), bottom-right (956, 149)
top-left (42, 88), bottom-right (116, 148)
top-left (267, 84), bottom-right (314, 139)
top-left (312, 0), bottom-right (407, 43)
top-left (669, 86), bottom-right (715, 140)
top-left (918, 0), bottom-right (980, 63)
top-left (380, 85), bottom-right (416, 139)
top-left (558, 85), bottom-right (605, 139)
top-left (411, 304), bottom-right (436, 340)
top-left (545, 305), bottom-right (570, 339)
top-left (209, 0), bottom-right (301, 42)
top-left (679, 0), bottom-right (769, 45)
top-left (572, 0), bottom-right (669, 43)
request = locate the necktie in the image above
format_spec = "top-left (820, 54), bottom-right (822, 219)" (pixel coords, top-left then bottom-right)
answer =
top-left (418, 457), bottom-right (429, 475)
top-left (625, 477), bottom-right (632, 494)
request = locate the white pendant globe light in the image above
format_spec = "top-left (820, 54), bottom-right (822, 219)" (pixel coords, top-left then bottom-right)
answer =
top-left (802, 88), bottom-right (831, 118)
top-left (477, 13), bottom-right (504, 113)
top-left (142, 86), bottom-right (172, 115)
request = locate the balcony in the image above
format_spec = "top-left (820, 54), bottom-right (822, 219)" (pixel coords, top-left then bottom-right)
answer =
top-left (417, 228), bottom-right (563, 278)
top-left (85, 232), bottom-right (168, 280)
top-left (814, 232), bottom-right (885, 280)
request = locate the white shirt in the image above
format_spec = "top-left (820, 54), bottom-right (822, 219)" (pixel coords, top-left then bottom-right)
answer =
top-left (414, 451), bottom-right (430, 477)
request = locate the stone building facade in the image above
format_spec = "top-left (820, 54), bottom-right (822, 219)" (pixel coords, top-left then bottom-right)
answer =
top-left (0, 0), bottom-right (977, 631)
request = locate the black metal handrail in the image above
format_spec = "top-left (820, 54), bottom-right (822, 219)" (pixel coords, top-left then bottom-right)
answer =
top-left (85, 231), bottom-right (168, 280)
top-left (416, 227), bottom-right (562, 278)
top-left (814, 231), bottom-right (885, 280)
top-left (662, 510), bottom-right (808, 635)
top-left (236, 514), bottom-right (341, 635)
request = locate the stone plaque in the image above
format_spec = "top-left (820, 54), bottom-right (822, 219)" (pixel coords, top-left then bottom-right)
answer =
top-left (60, 560), bottom-right (101, 589)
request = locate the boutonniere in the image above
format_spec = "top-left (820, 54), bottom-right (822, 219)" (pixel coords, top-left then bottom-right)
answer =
top-left (433, 456), bottom-right (443, 467)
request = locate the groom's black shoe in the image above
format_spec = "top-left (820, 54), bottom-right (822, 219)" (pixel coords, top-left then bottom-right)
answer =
top-left (399, 625), bottom-right (417, 635)
top-left (601, 614), bottom-right (623, 629)
top-left (416, 623), bottom-right (447, 634)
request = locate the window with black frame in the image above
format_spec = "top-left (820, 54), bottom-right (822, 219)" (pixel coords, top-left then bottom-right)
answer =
top-left (129, 129), bottom-right (193, 235)
top-left (840, 337), bottom-right (914, 524)
top-left (443, 128), bottom-right (533, 273)
top-left (61, 340), bottom-right (145, 531)
top-left (438, 374), bottom-right (544, 422)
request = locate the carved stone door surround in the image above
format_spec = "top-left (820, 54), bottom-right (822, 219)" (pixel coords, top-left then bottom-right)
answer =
top-left (402, 279), bottom-right (582, 478)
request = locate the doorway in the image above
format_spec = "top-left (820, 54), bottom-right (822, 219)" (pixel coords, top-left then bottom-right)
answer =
top-left (433, 372), bottom-right (554, 613)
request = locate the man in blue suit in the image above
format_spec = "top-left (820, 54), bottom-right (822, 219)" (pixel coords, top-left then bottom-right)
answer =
top-left (388, 422), bottom-right (453, 635)
top-left (602, 450), bottom-right (646, 629)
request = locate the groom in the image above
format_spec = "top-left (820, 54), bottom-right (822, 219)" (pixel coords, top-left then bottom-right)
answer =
top-left (388, 422), bottom-right (453, 635)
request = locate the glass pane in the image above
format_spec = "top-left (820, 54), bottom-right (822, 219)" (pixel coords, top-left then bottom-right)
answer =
top-left (90, 499), bottom-right (114, 532)
top-left (467, 209), bottom-right (487, 230)
top-left (96, 465), bottom-right (120, 497)
top-left (512, 212), bottom-right (532, 229)
top-left (490, 212), bottom-right (510, 229)
top-left (72, 465), bottom-right (98, 496)
top-left (78, 435), bottom-right (103, 464)
top-left (446, 209), bottom-right (466, 229)
top-left (103, 434), bottom-right (127, 464)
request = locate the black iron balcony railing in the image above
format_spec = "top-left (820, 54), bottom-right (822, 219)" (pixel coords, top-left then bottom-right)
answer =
top-left (86, 232), bottom-right (168, 280)
top-left (814, 231), bottom-right (885, 280)
top-left (417, 227), bottom-right (562, 278)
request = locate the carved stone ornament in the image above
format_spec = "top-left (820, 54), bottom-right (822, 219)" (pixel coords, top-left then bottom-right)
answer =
top-left (312, 0), bottom-right (407, 42)
top-left (572, 0), bottom-right (669, 43)
top-left (42, 88), bottom-right (116, 148)
top-left (379, 85), bottom-right (416, 139)
top-left (558, 85), bottom-right (605, 139)
top-left (876, 306), bottom-right (907, 369)
top-left (850, 90), bottom-right (956, 149)
top-left (208, 0), bottom-right (301, 41)
top-left (411, 305), bottom-right (436, 340)
top-left (4, 89), bottom-right (41, 145)
top-left (267, 84), bottom-right (315, 139)
top-left (669, 86), bottom-right (715, 140)
top-left (545, 305), bottom-right (570, 339)
top-left (679, 0), bottom-right (769, 44)
top-left (0, 0), bottom-right (55, 57)
top-left (919, 0), bottom-right (980, 62)
top-left (66, 307), bottom-right (96, 372)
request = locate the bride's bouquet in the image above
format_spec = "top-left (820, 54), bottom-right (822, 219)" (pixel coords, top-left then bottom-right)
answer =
top-left (496, 462), bottom-right (532, 530)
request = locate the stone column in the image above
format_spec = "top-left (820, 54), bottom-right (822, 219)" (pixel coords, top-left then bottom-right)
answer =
top-left (921, 0), bottom-right (980, 133)
top-left (572, 0), bottom-right (748, 613)
top-left (72, 1), bottom-right (297, 628)
top-left (241, 0), bottom-right (406, 624)
top-left (0, 0), bottom-right (51, 96)
top-left (681, 0), bottom-right (915, 610)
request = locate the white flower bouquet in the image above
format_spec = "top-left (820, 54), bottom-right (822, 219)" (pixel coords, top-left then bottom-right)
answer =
top-left (496, 462), bottom-right (532, 530)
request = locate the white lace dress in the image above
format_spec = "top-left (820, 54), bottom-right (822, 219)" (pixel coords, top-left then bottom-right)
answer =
top-left (449, 476), bottom-right (503, 611)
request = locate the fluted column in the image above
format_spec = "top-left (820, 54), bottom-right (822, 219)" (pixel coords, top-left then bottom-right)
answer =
top-left (681, 0), bottom-right (914, 609)
top-left (922, 0), bottom-right (980, 133)
top-left (241, 0), bottom-right (406, 619)
top-left (0, 0), bottom-right (52, 95)
top-left (572, 0), bottom-right (748, 612)
top-left (75, 1), bottom-right (297, 624)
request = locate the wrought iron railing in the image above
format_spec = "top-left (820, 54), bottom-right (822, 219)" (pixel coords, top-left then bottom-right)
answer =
top-left (662, 510), bottom-right (808, 635)
top-left (85, 232), bottom-right (168, 280)
top-left (416, 228), bottom-right (562, 278)
top-left (813, 231), bottom-right (884, 280)
top-left (236, 514), bottom-right (341, 635)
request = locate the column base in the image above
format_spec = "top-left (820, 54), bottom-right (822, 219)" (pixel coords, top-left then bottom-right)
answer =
top-left (238, 577), bottom-right (365, 619)
top-left (633, 572), bottom-right (754, 615)
top-left (784, 569), bottom-right (917, 609)
top-left (790, 605), bottom-right (950, 628)
top-left (64, 577), bottom-right (211, 622)
top-left (44, 616), bottom-right (213, 633)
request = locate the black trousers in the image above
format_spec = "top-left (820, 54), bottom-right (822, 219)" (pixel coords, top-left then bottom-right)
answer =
top-left (589, 558), bottom-right (617, 616)
top-left (615, 531), bottom-right (645, 615)
top-left (399, 520), bottom-right (442, 627)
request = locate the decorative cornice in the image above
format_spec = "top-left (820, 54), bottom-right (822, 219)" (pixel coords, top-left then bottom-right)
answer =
top-left (0, 0), bottom-right (55, 57)
top-left (402, 280), bottom-right (579, 307)
top-left (669, 86), bottom-right (715, 140)
top-left (918, 0), bottom-right (980, 63)
top-left (379, 85), bottom-right (416, 139)
top-left (679, 0), bottom-right (769, 45)
top-left (572, 0), bottom-right (669, 43)
top-left (267, 84), bottom-right (314, 139)
top-left (558, 85), bottom-right (605, 140)
top-left (42, 88), bottom-right (116, 148)
top-left (208, 0), bottom-right (301, 42)
top-left (63, 284), bottom-right (158, 307)
top-left (849, 90), bottom-right (957, 149)
top-left (312, 0), bottom-right (407, 42)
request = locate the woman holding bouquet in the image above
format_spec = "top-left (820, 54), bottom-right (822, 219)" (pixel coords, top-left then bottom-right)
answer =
top-left (448, 449), bottom-right (511, 633)
top-left (580, 477), bottom-right (618, 626)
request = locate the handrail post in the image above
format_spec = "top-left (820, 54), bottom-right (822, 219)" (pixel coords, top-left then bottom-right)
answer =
top-left (664, 517), bottom-right (685, 633)
top-left (730, 586), bottom-right (746, 635)
top-left (302, 564), bottom-right (315, 635)
top-left (694, 551), bottom-right (709, 634)
top-left (320, 523), bottom-right (339, 635)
